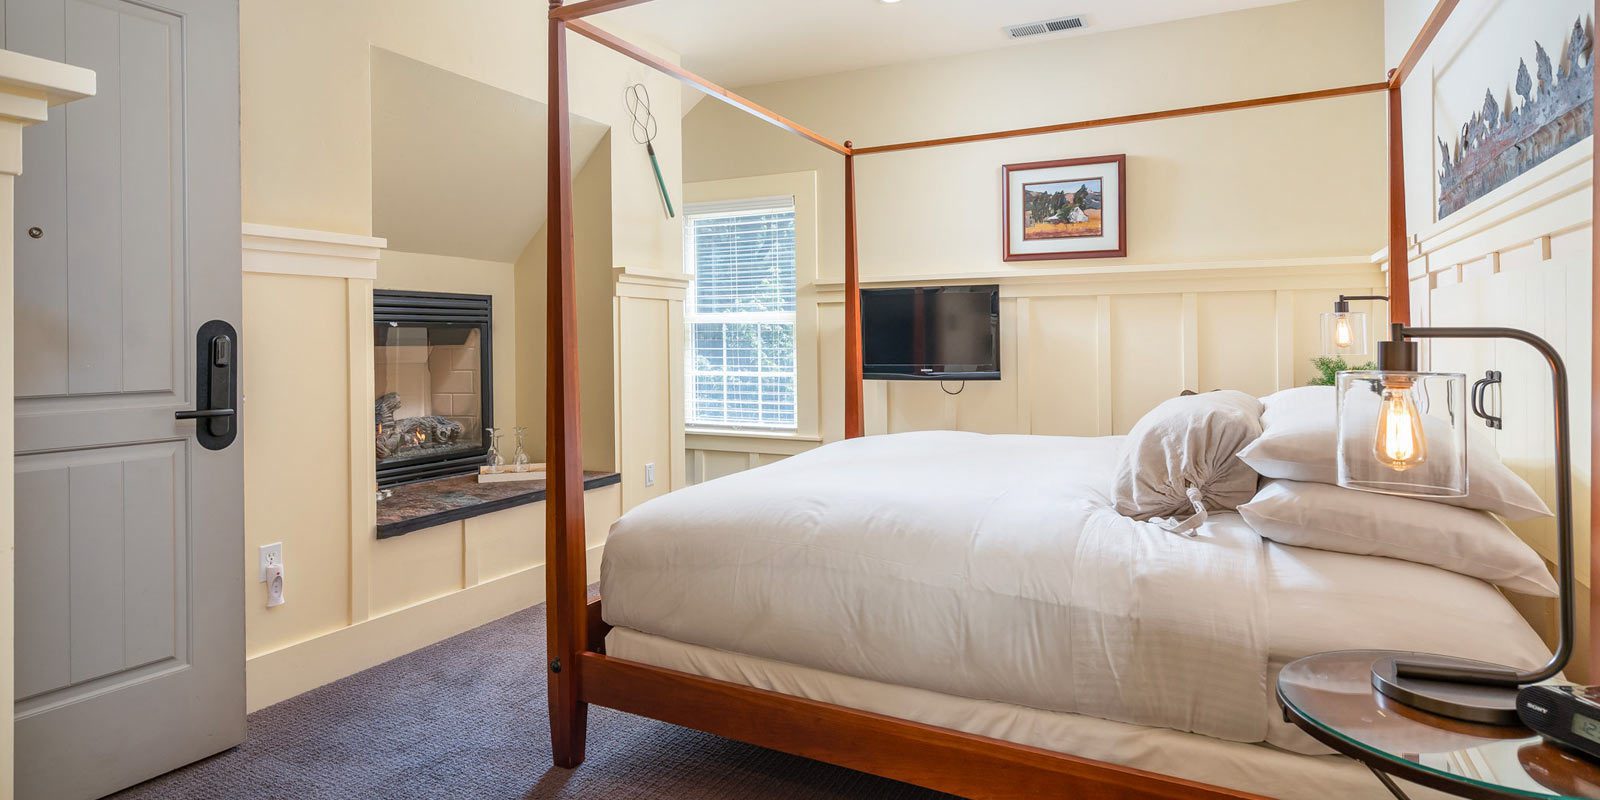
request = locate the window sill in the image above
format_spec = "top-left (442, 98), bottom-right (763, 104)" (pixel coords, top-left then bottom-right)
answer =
top-left (686, 429), bottom-right (822, 456)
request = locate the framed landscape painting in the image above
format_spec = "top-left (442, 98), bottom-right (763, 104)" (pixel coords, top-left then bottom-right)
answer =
top-left (1002, 155), bottom-right (1126, 261)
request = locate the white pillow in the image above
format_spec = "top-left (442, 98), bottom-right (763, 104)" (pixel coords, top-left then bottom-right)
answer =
top-left (1236, 386), bottom-right (1550, 521)
top-left (1113, 390), bottom-right (1263, 522)
top-left (1239, 479), bottom-right (1557, 597)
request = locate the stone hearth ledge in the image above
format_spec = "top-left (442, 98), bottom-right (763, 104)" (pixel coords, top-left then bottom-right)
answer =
top-left (376, 471), bottom-right (622, 539)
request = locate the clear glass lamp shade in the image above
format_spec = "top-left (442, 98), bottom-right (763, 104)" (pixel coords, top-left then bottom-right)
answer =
top-left (1336, 370), bottom-right (1468, 498)
top-left (1319, 310), bottom-right (1369, 358)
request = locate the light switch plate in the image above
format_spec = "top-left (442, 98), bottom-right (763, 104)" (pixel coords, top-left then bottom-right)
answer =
top-left (259, 542), bottom-right (282, 582)
top-left (644, 462), bottom-right (656, 487)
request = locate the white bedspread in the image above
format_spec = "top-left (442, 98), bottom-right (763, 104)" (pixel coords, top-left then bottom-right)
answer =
top-left (601, 431), bottom-right (1272, 742)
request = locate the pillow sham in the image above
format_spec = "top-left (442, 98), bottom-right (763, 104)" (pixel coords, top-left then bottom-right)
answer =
top-left (1236, 386), bottom-right (1550, 521)
top-left (1239, 479), bottom-right (1557, 597)
top-left (1113, 390), bottom-right (1263, 530)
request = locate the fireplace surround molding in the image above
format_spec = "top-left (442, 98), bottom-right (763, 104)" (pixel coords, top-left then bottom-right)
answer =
top-left (242, 222), bottom-right (387, 280)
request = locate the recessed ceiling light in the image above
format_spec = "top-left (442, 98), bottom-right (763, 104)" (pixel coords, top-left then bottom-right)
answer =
top-left (879, 0), bottom-right (902, 4)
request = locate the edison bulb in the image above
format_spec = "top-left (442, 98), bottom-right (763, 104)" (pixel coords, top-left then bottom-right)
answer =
top-left (1332, 315), bottom-right (1354, 350)
top-left (1374, 381), bottom-right (1428, 471)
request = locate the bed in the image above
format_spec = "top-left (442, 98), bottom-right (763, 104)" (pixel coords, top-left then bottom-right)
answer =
top-left (598, 431), bottom-right (1551, 800)
top-left (539, 1), bottom-right (1592, 796)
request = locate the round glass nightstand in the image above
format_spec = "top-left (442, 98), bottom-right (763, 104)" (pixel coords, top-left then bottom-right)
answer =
top-left (1278, 650), bottom-right (1600, 800)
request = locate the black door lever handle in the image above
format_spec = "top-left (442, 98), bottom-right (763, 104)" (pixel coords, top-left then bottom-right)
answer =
top-left (184, 320), bottom-right (239, 450)
top-left (175, 408), bottom-right (236, 420)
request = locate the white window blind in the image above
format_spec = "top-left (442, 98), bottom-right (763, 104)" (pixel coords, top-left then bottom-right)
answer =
top-left (684, 197), bottom-right (797, 430)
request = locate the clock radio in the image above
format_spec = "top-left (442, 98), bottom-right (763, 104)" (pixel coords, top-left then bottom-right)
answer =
top-left (1517, 684), bottom-right (1600, 761)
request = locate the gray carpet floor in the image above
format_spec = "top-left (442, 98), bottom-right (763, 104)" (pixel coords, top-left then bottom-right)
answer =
top-left (111, 596), bottom-right (954, 800)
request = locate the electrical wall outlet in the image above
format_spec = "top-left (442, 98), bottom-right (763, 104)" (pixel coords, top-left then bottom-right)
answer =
top-left (644, 462), bottom-right (656, 487)
top-left (259, 542), bottom-right (283, 582)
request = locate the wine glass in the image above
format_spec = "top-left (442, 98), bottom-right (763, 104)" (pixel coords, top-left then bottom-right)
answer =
top-left (513, 427), bottom-right (530, 472)
top-left (485, 427), bottom-right (505, 473)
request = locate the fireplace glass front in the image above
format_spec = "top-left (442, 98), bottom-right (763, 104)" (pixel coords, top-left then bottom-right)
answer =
top-left (374, 290), bottom-right (493, 486)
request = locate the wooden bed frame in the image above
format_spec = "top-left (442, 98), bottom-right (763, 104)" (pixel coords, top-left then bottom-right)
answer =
top-left (542, 0), bottom-right (1600, 796)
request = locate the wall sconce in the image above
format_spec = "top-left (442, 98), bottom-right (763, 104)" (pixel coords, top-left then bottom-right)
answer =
top-left (1319, 295), bottom-right (1388, 358)
top-left (1335, 323), bottom-right (1573, 725)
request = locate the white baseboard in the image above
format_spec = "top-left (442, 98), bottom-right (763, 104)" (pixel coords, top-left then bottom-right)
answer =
top-left (245, 543), bottom-right (604, 712)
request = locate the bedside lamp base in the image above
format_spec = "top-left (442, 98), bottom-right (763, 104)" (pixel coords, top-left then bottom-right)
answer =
top-left (1371, 653), bottom-right (1522, 726)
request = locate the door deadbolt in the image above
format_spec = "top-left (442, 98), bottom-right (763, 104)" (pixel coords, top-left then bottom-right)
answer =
top-left (27, 227), bottom-right (41, 239)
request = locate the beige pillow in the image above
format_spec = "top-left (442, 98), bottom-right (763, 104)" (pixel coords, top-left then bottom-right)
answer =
top-left (1236, 386), bottom-right (1550, 521)
top-left (1240, 479), bottom-right (1557, 597)
top-left (1113, 390), bottom-right (1264, 524)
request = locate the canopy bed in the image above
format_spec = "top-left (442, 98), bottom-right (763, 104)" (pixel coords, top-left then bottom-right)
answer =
top-left (540, 0), bottom-right (1600, 797)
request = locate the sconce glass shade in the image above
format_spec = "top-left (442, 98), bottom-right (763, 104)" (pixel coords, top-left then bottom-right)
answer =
top-left (1320, 310), bottom-right (1370, 357)
top-left (1336, 370), bottom-right (1468, 498)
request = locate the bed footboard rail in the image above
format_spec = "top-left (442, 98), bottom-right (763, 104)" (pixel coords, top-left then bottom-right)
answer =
top-left (578, 652), bottom-right (1267, 800)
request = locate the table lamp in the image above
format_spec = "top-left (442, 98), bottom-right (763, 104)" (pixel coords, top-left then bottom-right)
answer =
top-left (1335, 322), bottom-right (1573, 725)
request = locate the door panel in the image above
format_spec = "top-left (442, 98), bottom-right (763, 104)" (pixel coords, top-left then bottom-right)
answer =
top-left (14, 443), bottom-right (184, 695)
top-left (8, 0), bottom-right (242, 797)
top-left (16, 0), bottom-right (183, 399)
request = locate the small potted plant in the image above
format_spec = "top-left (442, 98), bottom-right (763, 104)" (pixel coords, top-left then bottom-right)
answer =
top-left (1307, 356), bottom-right (1376, 387)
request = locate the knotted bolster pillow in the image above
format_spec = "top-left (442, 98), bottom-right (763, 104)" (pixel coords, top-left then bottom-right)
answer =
top-left (1113, 390), bottom-right (1265, 535)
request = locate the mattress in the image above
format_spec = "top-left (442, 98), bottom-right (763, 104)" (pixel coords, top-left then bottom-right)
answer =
top-left (601, 431), bottom-right (1552, 756)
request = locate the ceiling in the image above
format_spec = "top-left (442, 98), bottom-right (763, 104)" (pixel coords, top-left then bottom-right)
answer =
top-left (372, 49), bottom-right (609, 263)
top-left (609, 0), bottom-right (1301, 88)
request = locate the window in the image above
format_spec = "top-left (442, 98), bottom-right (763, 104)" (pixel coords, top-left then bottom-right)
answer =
top-left (684, 197), bottom-right (797, 430)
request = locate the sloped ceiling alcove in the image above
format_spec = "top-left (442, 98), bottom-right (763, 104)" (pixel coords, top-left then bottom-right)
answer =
top-left (372, 48), bottom-right (609, 263)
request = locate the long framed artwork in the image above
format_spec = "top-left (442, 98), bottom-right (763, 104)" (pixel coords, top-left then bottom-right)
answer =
top-left (1433, 11), bottom-right (1592, 221)
top-left (1002, 154), bottom-right (1126, 261)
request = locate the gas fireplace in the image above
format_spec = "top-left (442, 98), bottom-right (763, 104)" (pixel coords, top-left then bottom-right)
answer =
top-left (374, 290), bottom-right (493, 486)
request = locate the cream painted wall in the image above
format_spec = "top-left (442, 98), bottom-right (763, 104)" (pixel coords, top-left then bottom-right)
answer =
top-left (239, 233), bottom-right (631, 710)
top-left (242, 273), bottom-right (356, 656)
top-left (1385, 0), bottom-right (1595, 680)
top-left (683, 0), bottom-right (1389, 451)
top-left (684, 0), bottom-right (1386, 283)
top-left (247, 483), bottom-right (622, 710)
top-left (516, 139), bottom-right (617, 474)
top-left (236, 1), bottom-right (686, 706)
top-left (241, 0), bottom-right (684, 269)
top-left (614, 272), bottom-right (691, 509)
top-left (376, 251), bottom-right (519, 440)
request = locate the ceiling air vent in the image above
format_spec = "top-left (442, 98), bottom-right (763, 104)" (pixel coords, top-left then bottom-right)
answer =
top-left (1005, 15), bottom-right (1085, 40)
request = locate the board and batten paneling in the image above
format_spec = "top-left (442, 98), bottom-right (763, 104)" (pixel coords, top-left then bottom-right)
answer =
top-left (1386, 139), bottom-right (1594, 680)
top-left (615, 268), bottom-right (691, 507)
top-left (688, 258), bottom-right (1386, 481)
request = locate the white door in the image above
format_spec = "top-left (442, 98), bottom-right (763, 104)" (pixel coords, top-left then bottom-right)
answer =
top-left (7, 0), bottom-right (243, 797)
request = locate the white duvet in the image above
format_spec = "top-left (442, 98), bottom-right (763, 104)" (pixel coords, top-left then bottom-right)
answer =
top-left (602, 431), bottom-right (1273, 742)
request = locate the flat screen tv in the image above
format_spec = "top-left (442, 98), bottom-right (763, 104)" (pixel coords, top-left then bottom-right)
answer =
top-left (862, 285), bottom-right (1000, 380)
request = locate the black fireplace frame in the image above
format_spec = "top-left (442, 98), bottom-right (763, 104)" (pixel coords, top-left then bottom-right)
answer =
top-left (374, 289), bottom-right (494, 487)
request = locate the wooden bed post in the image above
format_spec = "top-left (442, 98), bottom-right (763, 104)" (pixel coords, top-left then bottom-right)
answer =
top-left (1385, 79), bottom-right (1410, 326)
top-left (1591, 0), bottom-right (1599, 681)
top-left (546, 0), bottom-right (589, 769)
top-left (1382, 0), bottom-right (1459, 329)
top-left (843, 143), bottom-right (864, 438)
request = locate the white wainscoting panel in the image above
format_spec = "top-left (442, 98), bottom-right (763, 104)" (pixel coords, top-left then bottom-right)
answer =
top-left (689, 257), bottom-right (1386, 483)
